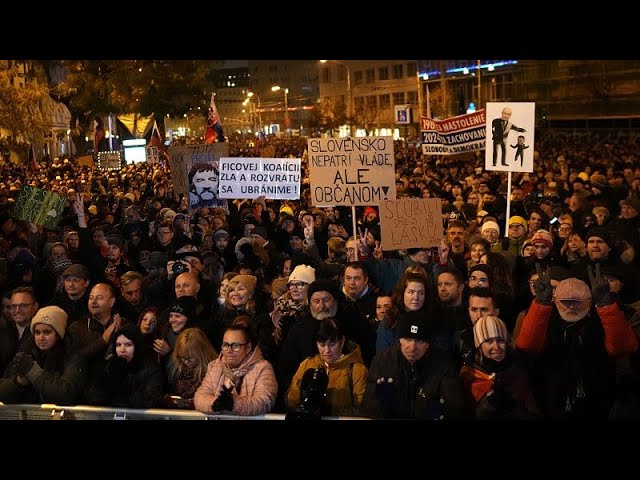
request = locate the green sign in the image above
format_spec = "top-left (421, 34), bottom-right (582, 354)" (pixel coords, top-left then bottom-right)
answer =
top-left (14, 186), bottom-right (66, 229)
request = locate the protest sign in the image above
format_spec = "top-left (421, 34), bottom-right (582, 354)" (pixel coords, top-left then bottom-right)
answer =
top-left (13, 186), bottom-right (66, 229)
top-left (218, 157), bottom-right (301, 199)
top-left (379, 198), bottom-right (442, 250)
top-left (308, 136), bottom-right (396, 206)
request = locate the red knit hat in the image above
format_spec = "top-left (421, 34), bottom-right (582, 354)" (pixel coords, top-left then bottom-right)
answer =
top-left (364, 206), bottom-right (377, 217)
top-left (531, 229), bottom-right (553, 249)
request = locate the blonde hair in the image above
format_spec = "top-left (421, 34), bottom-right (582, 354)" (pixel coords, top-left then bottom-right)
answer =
top-left (224, 278), bottom-right (256, 314)
top-left (171, 328), bottom-right (218, 380)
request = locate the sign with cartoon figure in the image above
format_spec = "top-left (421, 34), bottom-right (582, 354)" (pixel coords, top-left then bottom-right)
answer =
top-left (13, 186), bottom-right (66, 229)
top-left (485, 102), bottom-right (535, 173)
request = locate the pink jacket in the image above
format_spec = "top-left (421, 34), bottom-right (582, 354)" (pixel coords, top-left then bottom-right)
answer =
top-left (194, 346), bottom-right (277, 416)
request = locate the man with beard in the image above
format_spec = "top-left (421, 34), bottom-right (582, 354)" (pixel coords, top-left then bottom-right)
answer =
top-left (277, 279), bottom-right (343, 407)
top-left (104, 235), bottom-right (130, 288)
top-left (516, 264), bottom-right (638, 419)
top-left (188, 163), bottom-right (223, 209)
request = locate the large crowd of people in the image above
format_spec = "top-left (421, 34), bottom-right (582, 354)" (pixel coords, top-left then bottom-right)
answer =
top-left (0, 128), bottom-right (639, 419)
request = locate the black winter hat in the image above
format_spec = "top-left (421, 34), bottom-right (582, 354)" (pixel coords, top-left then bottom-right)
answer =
top-left (396, 311), bottom-right (433, 342)
top-left (169, 295), bottom-right (198, 321)
top-left (307, 279), bottom-right (340, 303)
top-left (586, 227), bottom-right (614, 249)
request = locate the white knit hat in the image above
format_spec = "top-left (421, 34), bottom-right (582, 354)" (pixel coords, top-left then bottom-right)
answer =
top-left (30, 306), bottom-right (68, 339)
top-left (481, 220), bottom-right (500, 234)
top-left (288, 264), bottom-right (316, 285)
top-left (473, 315), bottom-right (508, 348)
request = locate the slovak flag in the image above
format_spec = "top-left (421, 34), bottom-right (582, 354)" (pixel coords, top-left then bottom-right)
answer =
top-left (147, 120), bottom-right (165, 150)
top-left (94, 121), bottom-right (105, 152)
top-left (204, 93), bottom-right (225, 143)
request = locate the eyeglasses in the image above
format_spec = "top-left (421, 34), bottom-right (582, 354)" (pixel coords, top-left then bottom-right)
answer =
top-left (11, 302), bottom-right (34, 310)
top-left (221, 342), bottom-right (247, 352)
top-left (288, 282), bottom-right (306, 289)
top-left (178, 356), bottom-right (196, 364)
top-left (469, 276), bottom-right (489, 285)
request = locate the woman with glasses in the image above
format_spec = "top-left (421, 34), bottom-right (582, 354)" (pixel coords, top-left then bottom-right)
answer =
top-left (212, 274), bottom-right (277, 365)
top-left (286, 319), bottom-right (367, 417)
top-left (271, 264), bottom-right (315, 346)
top-left (194, 323), bottom-right (277, 416)
top-left (163, 328), bottom-right (217, 409)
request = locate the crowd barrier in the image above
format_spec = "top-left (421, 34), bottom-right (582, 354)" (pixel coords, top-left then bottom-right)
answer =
top-left (0, 403), bottom-right (367, 420)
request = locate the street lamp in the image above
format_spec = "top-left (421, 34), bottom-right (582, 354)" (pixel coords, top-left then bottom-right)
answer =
top-left (271, 85), bottom-right (289, 132)
top-left (247, 91), bottom-right (262, 133)
top-left (320, 60), bottom-right (352, 135)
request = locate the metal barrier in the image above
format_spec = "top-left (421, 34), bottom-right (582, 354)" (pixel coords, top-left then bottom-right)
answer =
top-left (0, 403), bottom-right (367, 420)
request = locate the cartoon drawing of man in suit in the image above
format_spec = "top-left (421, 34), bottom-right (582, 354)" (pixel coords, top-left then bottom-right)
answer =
top-left (510, 135), bottom-right (529, 166)
top-left (492, 106), bottom-right (526, 166)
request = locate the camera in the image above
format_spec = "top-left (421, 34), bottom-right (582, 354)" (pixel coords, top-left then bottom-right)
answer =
top-left (172, 260), bottom-right (189, 275)
top-left (286, 367), bottom-right (329, 420)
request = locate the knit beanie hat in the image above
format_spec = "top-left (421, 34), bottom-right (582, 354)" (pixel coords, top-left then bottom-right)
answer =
top-left (473, 315), bottom-right (509, 348)
top-left (481, 220), bottom-right (500, 235)
top-left (531, 229), bottom-right (554, 249)
top-left (508, 216), bottom-right (528, 232)
top-left (31, 306), bottom-right (68, 339)
top-left (288, 264), bottom-right (316, 285)
top-left (232, 274), bottom-right (257, 297)
top-left (396, 311), bottom-right (432, 341)
top-left (169, 295), bottom-right (198, 320)
top-left (307, 279), bottom-right (340, 303)
top-left (586, 227), bottom-right (614, 249)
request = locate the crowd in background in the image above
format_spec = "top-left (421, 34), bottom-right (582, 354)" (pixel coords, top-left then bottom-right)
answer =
top-left (0, 128), bottom-right (639, 419)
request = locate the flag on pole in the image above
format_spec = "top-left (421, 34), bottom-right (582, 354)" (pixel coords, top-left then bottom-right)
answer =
top-left (204, 94), bottom-right (225, 143)
top-left (94, 121), bottom-right (105, 152)
top-left (425, 84), bottom-right (431, 119)
top-left (147, 120), bottom-right (165, 150)
top-left (27, 143), bottom-right (37, 173)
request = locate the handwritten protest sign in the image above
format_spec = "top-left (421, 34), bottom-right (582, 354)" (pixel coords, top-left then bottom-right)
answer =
top-left (218, 157), bottom-right (301, 200)
top-left (13, 186), bottom-right (66, 229)
top-left (379, 198), bottom-right (442, 250)
top-left (168, 143), bottom-right (228, 196)
top-left (308, 136), bottom-right (396, 206)
top-left (77, 155), bottom-right (94, 167)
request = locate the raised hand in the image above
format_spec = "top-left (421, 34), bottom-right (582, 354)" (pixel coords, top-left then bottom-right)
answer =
top-left (373, 240), bottom-right (383, 259)
top-left (588, 263), bottom-right (613, 307)
top-left (357, 227), bottom-right (370, 257)
top-left (303, 216), bottom-right (315, 245)
top-left (533, 262), bottom-right (553, 305)
top-left (438, 238), bottom-right (450, 264)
